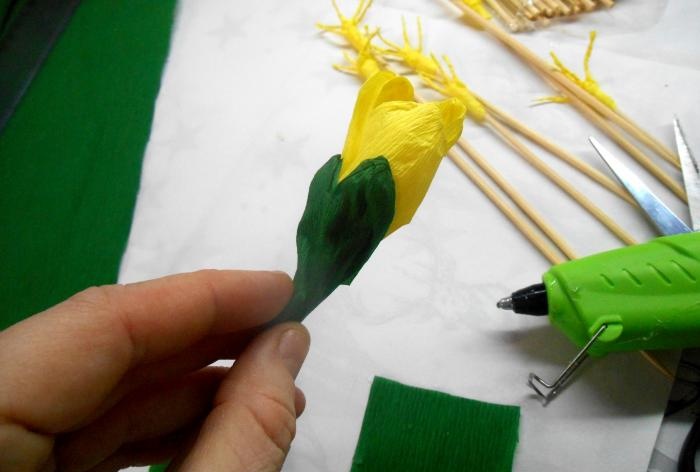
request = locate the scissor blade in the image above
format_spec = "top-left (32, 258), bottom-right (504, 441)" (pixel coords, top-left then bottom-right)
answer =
top-left (589, 137), bottom-right (691, 236)
top-left (674, 118), bottom-right (700, 231)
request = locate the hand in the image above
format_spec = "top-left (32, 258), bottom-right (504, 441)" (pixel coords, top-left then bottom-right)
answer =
top-left (0, 270), bottom-right (310, 471)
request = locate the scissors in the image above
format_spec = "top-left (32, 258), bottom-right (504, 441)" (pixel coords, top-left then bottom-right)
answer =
top-left (589, 117), bottom-right (699, 236)
top-left (590, 118), bottom-right (699, 471)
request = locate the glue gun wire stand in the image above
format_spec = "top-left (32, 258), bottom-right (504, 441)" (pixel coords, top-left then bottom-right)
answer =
top-left (497, 285), bottom-right (604, 405)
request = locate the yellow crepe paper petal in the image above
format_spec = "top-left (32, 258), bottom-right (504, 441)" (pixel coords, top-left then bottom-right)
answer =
top-left (341, 71), bottom-right (414, 180)
top-left (372, 98), bottom-right (464, 234)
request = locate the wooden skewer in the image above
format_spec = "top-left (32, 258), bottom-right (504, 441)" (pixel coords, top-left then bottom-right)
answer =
top-left (474, 93), bottom-right (637, 205)
top-left (563, 0), bottom-right (581, 14)
top-left (483, 0), bottom-right (525, 31)
top-left (447, 148), bottom-right (566, 264)
top-left (533, 0), bottom-right (554, 17)
top-left (485, 114), bottom-right (639, 245)
top-left (579, 0), bottom-right (596, 11)
top-left (457, 137), bottom-right (579, 259)
top-left (610, 107), bottom-right (678, 166)
top-left (521, 6), bottom-right (539, 21)
top-left (539, 75), bottom-right (687, 201)
top-left (448, 0), bottom-right (680, 168)
top-left (640, 351), bottom-right (675, 380)
top-left (516, 0), bottom-right (540, 20)
top-left (500, 0), bottom-right (521, 14)
top-left (550, 0), bottom-right (571, 15)
top-left (538, 0), bottom-right (560, 16)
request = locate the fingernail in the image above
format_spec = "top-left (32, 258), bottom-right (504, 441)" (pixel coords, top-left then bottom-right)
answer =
top-left (278, 328), bottom-right (309, 379)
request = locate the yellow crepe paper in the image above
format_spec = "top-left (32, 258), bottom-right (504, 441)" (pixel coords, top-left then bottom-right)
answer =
top-left (340, 71), bottom-right (466, 235)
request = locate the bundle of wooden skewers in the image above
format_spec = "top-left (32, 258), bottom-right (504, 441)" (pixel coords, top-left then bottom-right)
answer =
top-left (467, 0), bottom-right (615, 32)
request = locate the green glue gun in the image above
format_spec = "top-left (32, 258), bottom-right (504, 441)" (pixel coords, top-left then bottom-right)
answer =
top-left (498, 124), bottom-right (700, 404)
top-left (499, 232), bottom-right (700, 356)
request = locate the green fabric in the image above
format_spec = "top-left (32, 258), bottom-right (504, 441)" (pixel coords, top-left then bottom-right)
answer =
top-left (352, 377), bottom-right (520, 472)
top-left (274, 154), bottom-right (395, 324)
top-left (0, 0), bottom-right (177, 329)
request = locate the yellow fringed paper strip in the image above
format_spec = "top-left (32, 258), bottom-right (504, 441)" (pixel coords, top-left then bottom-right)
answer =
top-left (377, 18), bottom-right (486, 122)
top-left (333, 31), bottom-right (384, 80)
top-left (379, 18), bottom-right (440, 78)
top-left (421, 55), bottom-right (487, 123)
top-left (537, 31), bottom-right (616, 109)
top-left (316, 0), bottom-right (375, 52)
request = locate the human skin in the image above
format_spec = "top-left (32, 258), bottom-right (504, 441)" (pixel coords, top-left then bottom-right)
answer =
top-left (0, 270), bottom-right (310, 471)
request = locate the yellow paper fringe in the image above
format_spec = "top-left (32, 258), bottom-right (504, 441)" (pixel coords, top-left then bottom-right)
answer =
top-left (316, 0), bottom-right (376, 53)
top-left (537, 31), bottom-right (616, 110)
top-left (379, 17), bottom-right (440, 78)
top-left (462, 0), bottom-right (492, 19)
top-left (333, 31), bottom-right (384, 80)
top-left (421, 55), bottom-right (486, 123)
top-left (378, 17), bottom-right (485, 123)
top-left (319, 2), bottom-right (485, 122)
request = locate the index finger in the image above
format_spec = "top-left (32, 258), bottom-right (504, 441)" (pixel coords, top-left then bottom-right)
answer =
top-left (0, 269), bottom-right (292, 433)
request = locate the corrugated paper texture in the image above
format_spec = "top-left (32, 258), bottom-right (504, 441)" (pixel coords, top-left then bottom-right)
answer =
top-left (352, 377), bottom-right (520, 471)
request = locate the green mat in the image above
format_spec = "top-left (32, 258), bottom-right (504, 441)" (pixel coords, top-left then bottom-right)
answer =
top-left (0, 0), bottom-right (177, 328)
top-left (351, 377), bottom-right (520, 472)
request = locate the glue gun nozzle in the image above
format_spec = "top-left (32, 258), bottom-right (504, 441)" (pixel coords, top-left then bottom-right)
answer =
top-left (497, 283), bottom-right (549, 316)
top-left (497, 297), bottom-right (514, 311)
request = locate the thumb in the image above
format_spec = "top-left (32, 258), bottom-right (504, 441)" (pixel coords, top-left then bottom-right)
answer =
top-left (176, 322), bottom-right (310, 472)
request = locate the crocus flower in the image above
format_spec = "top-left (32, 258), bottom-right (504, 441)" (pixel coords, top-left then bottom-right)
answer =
top-left (275, 71), bottom-right (465, 324)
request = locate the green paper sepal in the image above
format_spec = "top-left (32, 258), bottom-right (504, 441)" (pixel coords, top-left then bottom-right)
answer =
top-left (274, 154), bottom-right (395, 324)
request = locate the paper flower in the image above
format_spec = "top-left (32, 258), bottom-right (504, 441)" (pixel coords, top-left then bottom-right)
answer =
top-left (274, 72), bottom-right (465, 324)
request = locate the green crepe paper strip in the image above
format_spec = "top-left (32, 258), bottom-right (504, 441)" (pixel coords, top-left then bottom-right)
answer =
top-left (0, 0), bottom-right (177, 328)
top-left (352, 377), bottom-right (520, 472)
top-left (274, 154), bottom-right (395, 324)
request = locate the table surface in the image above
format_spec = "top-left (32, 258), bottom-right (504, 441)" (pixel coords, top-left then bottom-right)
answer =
top-left (122, 1), bottom-right (700, 470)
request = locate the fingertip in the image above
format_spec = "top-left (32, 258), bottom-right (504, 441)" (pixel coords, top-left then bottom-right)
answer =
top-left (294, 387), bottom-right (306, 418)
top-left (199, 269), bottom-right (294, 332)
top-left (263, 270), bottom-right (294, 308)
top-left (277, 323), bottom-right (311, 380)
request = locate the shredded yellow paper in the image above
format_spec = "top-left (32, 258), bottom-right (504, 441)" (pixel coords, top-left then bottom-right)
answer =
top-left (538, 31), bottom-right (616, 109)
top-left (340, 72), bottom-right (466, 234)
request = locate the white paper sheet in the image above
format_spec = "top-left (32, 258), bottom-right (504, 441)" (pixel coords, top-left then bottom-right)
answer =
top-left (121, 1), bottom-right (700, 470)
